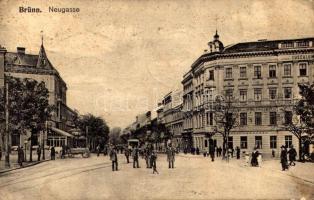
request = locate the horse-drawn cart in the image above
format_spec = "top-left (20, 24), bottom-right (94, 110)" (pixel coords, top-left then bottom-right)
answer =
top-left (68, 147), bottom-right (90, 158)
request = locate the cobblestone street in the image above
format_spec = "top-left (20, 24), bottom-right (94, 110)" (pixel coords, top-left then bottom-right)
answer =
top-left (0, 154), bottom-right (313, 200)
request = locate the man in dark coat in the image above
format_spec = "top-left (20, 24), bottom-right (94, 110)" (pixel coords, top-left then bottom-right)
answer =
top-left (109, 147), bottom-right (118, 171)
top-left (124, 147), bottom-right (130, 163)
top-left (51, 146), bottom-right (56, 160)
top-left (151, 150), bottom-right (158, 174)
top-left (37, 145), bottom-right (41, 161)
top-left (236, 146), bottom-right (241, 159)
top-left (18, 146), bottom-right (24, 167)
top-left (251, 148), bottom-right (259, 167)
top-left (288, 145), bottom-right (297, 166)
top-left (280, 145), bottom-right (288, 171)
top-left (167, 145), bottom-right (175, 168)
top-left (209, 144), bottom-right (215, 162)
top-left (132, 146), bottom-right (140, 168)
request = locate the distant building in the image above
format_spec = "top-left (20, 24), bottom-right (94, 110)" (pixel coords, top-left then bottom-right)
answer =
top-left (162, 89), bottom-right (184, 150)
top-left (182, 32), bottom-right (314, 156)
top-left (2, 43), bottom-right (77, 148)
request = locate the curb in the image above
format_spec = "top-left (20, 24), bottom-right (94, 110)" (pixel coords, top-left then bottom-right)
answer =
top-left (0, 159), bottom-right (50, 174)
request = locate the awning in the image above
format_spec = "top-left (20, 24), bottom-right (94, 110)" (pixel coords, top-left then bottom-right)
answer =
top-left (51, 127), bottom-right (75, 138)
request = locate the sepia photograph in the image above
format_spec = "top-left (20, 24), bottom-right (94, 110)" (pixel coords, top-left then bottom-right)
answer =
top-left (0, 0), bottom-right (313, 199)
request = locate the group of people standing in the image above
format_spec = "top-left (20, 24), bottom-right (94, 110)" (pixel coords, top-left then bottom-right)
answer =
top-left (109, 143), bottom-right (176, 174)
top-left (280, 145), bottom-right (297, 171)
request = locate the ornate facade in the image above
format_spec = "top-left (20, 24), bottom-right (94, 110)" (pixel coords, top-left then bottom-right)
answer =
top-left (182, 33), bottom-right (314, 157)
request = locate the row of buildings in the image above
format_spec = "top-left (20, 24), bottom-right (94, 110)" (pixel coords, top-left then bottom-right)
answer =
top-left (0, 41), bottom-right (82, 151)
top-left (125, 32), bottom-right (314, 157)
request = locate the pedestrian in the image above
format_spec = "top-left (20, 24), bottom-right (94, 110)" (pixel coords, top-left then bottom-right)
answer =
top-left (37, 145), bottom-right (41, 161)
top-left (167, 144), bottom-right (175, 169)
top-left (132, 146), bottom-right (140, 168)
top-left (196, 147), bottom-right (200, 155)
top-left (124, 147), bottom-right (130, 163)
top-left (236, 146), bottom-right (240, 159)
top-left (144, 147), bottom-right (151, 168)
top-left (0, 147), bottom-right (2, 161)
top-left (151, 150), bottom-right (158, 174)
top-left (103, 146), bottom-right (108, 156)
top-left (280, 145), bottom-right (288, 171)
top-left (288, 145), bottom-right (297, 166)
top-left (109, 146), bottom-right (118, 171)
top-left (51, 146), bottom-right (56, 160)
top-left (231, 148), bottom-right (234, 158)
top-left (96, 144), bottom-right (100, 157)
top-left (18, 146), bottom-right (24, 167)
top-left (251, 148), bottom-right (259, 167)
top-left (61, 145), bottom-right (66, 159)
top-left (209, 144), bottom-right (215, 162)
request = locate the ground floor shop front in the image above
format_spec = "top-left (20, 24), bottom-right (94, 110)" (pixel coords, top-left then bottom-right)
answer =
top-left (192, 131), bottom-right (307, 158)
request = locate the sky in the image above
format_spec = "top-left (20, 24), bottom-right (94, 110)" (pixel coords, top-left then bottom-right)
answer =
top-left (0, 0), bottom-right (314, 128)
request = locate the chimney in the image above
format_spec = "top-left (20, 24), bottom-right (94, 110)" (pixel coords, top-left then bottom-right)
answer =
top-left (17, 47), bottom-right (26, 54)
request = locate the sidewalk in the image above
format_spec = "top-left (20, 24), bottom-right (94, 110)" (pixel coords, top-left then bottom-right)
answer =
top-left (177, 153), bottom-right (314, 184)
top-left (0, 150), bottom-right (50, 173)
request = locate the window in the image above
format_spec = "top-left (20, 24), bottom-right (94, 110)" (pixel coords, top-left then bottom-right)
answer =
top-left (254, 89), bottom-right (262, 101)
top-left (240, 136), bottom-right (247, 149)
top-left (228, 136), bottom-right (233, 149)
top-left (225, 89), bottom-right (233, 99)
top-left (269, 88), bottom-right (277, 100)
top-left (240, 113), bottom-right (247, 126)
top-left (299, 63), bottom-right (307, 76)
top-left (225, 68), bottom-right (232, 79)
top-left (283, 63), bottom-right (291, 76)
top-left (297, 41), bottom-right (309, 47)
top-left (209, 70), bottom-right (214, 80)
top-left (255, 112), bottom-right (262, 125)
top-left (284, 88), bottom-right (292, 99)
top-left (269, 65), bottom-right (276, 78)
top-left (207, 112), bottom-right (213, 125)
top-left (240, 67), bottom-right (247, 78)
top-left (281, 42), bottom-right (294, 48)
top-left (270, 136), bottom-right (277, 149)
top-left (285, 136), bottom-right (292, 148)
top-left (254, 65), bottom-right (262, 79)
top-left (239, 90), bottom-right (247, 102)
top-left (284, 111), bottom-right (293, 125)
top-left (255, 136), bottom-right (262, 149)
top-left (270, 112), bottom-right (277, 125)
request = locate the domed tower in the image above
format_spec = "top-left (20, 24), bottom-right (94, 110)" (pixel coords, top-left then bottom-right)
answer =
top-left (207, 30), bottom-right (224, 53)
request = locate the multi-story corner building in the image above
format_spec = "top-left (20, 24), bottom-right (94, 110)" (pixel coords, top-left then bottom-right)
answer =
top-left (182, 32), bottom-right (314, 156)
top-left (162, 89), bottom-right (184, 150)
top-left (2, 43), bottom-right (77, 148)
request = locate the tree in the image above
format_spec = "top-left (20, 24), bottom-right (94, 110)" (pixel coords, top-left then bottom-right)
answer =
top-left (213, 95), bottom-right (239, 159)
top-left (296, 83), bottom-right (314, 136)
top-left (109, 127), bottom-right (122, 145)
top-left (6, 76), bottom-right (53, 162)
top-left (77, 114), bottom-right (109, 150)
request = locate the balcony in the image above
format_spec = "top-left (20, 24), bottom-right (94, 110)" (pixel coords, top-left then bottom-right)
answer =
top-left (205, 79), bottom-right (216, 88)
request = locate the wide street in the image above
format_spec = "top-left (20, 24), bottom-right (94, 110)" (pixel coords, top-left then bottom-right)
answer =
top-left (0, 153), bottom-right (313, 200)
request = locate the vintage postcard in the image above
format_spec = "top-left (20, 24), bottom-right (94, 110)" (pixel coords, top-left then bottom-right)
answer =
top-left (0, 0), bottom-right (313, 199)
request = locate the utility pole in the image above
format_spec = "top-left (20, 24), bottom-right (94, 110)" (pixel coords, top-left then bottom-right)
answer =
top-left (86, 126), bottom-right (88, 149)
top-left (4, 78), bottom-right (10, 168)
top-left (42, 120), bottom-right (47, 160)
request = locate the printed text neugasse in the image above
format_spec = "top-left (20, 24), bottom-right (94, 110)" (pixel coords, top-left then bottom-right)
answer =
top-left (19, 6), bottom-right (80, 13)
